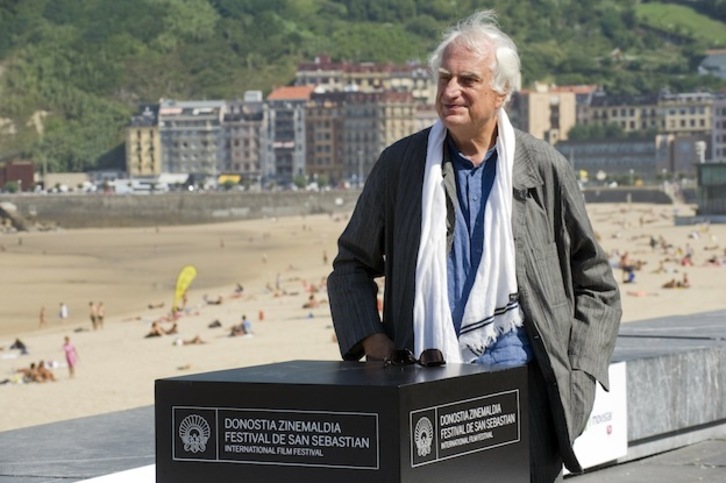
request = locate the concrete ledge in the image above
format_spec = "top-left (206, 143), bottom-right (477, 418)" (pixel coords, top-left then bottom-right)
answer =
top-left (613, 310), bottom-right (726, 462)
top-left (621, 423), bottom-right (726, 464)
top-left (0, 406), bottom-right (154, 483)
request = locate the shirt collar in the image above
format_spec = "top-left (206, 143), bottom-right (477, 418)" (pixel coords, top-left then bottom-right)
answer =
top-left (446, 135), bottom-right (498, 170)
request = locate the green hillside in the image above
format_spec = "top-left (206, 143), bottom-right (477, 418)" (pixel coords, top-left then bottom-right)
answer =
top-left (0, 0), bottom-right (724, 173)
top-left (636, 1), bottom-right (726, 46)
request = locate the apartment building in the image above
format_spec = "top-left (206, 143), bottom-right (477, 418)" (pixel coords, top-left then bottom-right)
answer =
top-left (266, 86), bottom-right (314, 184)
top-left (712, 96), bottom-right (726, 162)
top-left (337, 91), bottom-right (420, 184)
top-left (660, 92), bottom-right (713, 136)
top-left (223, 91), bottom-right (268, 184)
top-left (158, 99), bottom-right (226, 175)
top-left (306, 92), bottom-right (346, 185)
top-left (389, 63), bottom-right (435, 104)
top-left (586, 91), bottom-right (714, 138)
top-left (413, 104), bottom-right (438, 133)
top-left (295, 55), bottom-right (435, 103)
top-left (508, 83), bottom-right (577, 144)
top-left (376, 91), bottom-right (418, 152)
top-left (342, 92), bottom-right (379, 185)
top-left (126, 104), bottom-right (162, 177)
top-left (586, 92), bottom-right (660, 133)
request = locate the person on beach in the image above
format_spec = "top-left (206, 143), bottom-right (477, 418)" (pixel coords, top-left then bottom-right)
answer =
top-left (17, 362), bottom-right (41, 383)
top-left (174, 335), bottom-right (207, 346)
top-left (229, 314), bottom-right (253, 337)
top-left (327, 10), bottom-right (621, 482)
top-left (145, 321), bottom-right (178, 338)
top-left (11, 338), bottom-right (28, 355)
top-left (37, 360), bottom-right (56, 382)
top-left (97, 302), bottom-right (105, 329)
top-left (59, 302), bottom-right (69, 320)
top-left (203, 294), bottom-right (224, 305)
top-left (63, 336), bottom-right (78, 378)
top-left (89, 302), bottom-right (98, 330)
top-left (39, 306), bottom-right (47, 328)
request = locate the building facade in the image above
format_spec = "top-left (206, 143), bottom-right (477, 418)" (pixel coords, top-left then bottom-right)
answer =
top-left (294, 55), bottom-right (435, 103)
top-left (659, 92), bottom-right (713, 137)
top-left (126, 104), bottom-right (162, 177)
top-left (158, 99), bottom-right (226, 175)
top-left (555, 138), bottom-right (663, 181)
top-left (586, 92), bottom-right (660, 133)
top-left (508, 83), bottom-right (578, 144)
top-left (223, 91), bottom-right (268, 185)
top-left (306, 92), bottom-right (346, 185)
top-left (0, 159), bottom-right (34, 191)
top-left (712, 96), bottom-right (726, 162)
top-left (266, 86), bottom-right (314, 185)
top-left (342, 92), bottom-right (379, 185)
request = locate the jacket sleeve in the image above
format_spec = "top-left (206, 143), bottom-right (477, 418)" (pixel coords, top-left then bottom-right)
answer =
top-left (327, 157), bottom-right (388, 361)
top-left (559, 161), bottom-right (622, 390)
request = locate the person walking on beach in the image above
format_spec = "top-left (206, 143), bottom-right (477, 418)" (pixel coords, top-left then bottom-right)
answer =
top-left (59, 302), bottom-right (69, 321)
top-left (97, 302), bottom-right (105, 329)
top-left (327, 10), bottom-right (621, 482)
top-left (39, 306), bottom-right (47, 328)
top-left (63, 336), bottom-right (78, 378)
top-left (89, 302), bottom-right (99, 330)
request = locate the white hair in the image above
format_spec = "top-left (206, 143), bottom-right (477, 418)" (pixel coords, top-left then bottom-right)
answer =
top-left (429, 10), bottom-right (521, 103)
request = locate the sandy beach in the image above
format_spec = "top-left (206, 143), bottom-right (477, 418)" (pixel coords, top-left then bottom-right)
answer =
top-left (1, 202), bottom-right (724, 432)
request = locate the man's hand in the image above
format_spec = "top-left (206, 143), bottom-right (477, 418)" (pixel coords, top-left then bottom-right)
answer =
top-left (362, 333), bottom-right (395, 361)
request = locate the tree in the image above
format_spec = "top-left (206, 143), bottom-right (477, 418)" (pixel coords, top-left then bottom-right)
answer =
top-left (3, 180), bottom-right (19, 193)
top-left (293, 174), bottom-right (307, 189)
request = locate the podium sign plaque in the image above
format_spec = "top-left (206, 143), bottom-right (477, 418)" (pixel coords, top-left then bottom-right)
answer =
top-left (156, 360), bottom-right (529, 482)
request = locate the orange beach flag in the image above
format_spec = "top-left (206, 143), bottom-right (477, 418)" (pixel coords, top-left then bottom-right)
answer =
top-left (173, 265), bottom-right (197, 312)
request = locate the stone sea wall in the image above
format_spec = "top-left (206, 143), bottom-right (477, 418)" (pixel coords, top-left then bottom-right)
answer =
top-left (0, 187), bottom-right (675, 230)
top-left (0, 191), bottom-right (363, 229)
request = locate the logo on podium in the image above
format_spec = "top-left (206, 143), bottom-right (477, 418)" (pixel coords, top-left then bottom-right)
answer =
top-left (410, 409), bottom-right (438, 466)
top-left (179, 414), bottom-right (212, 453)
top-left (414, 416), bottom-right (434, 457)
top-left (173, 407), bottom-right (217, 461)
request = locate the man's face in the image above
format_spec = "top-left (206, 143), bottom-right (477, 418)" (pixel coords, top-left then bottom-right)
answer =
top-left (435, 42), bottom-right (506, 142)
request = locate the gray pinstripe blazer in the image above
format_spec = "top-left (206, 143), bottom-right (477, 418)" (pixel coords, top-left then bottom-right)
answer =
top-left (328, 126), bottom-right (622, 472)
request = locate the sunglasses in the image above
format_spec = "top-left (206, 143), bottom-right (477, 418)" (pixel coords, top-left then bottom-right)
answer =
top-left (383, 348), bottom-right (446, 368)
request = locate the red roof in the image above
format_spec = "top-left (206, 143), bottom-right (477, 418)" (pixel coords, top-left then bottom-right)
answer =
top-left (267, 86), bottom-right (315, 101)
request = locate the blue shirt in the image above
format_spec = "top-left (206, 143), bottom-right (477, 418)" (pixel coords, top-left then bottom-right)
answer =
top-left (445, 139), bottom-right (533, 368)
top-left (446, 140), bottom-right (498, 334)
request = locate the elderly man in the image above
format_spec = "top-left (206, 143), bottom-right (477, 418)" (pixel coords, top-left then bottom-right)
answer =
top-left (327, 10), bottom-right (621, 482)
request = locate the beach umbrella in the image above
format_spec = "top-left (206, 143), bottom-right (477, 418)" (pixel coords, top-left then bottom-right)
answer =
top-left (173, 265), bottom-right (198, 312)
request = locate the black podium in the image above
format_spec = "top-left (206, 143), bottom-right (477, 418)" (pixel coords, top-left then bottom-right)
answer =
top-left (155, 360), bottom-right (529, 482)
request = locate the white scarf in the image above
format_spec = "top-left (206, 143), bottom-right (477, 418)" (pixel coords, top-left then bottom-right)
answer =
top-left (413, 110), bottom-right (524, 363)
